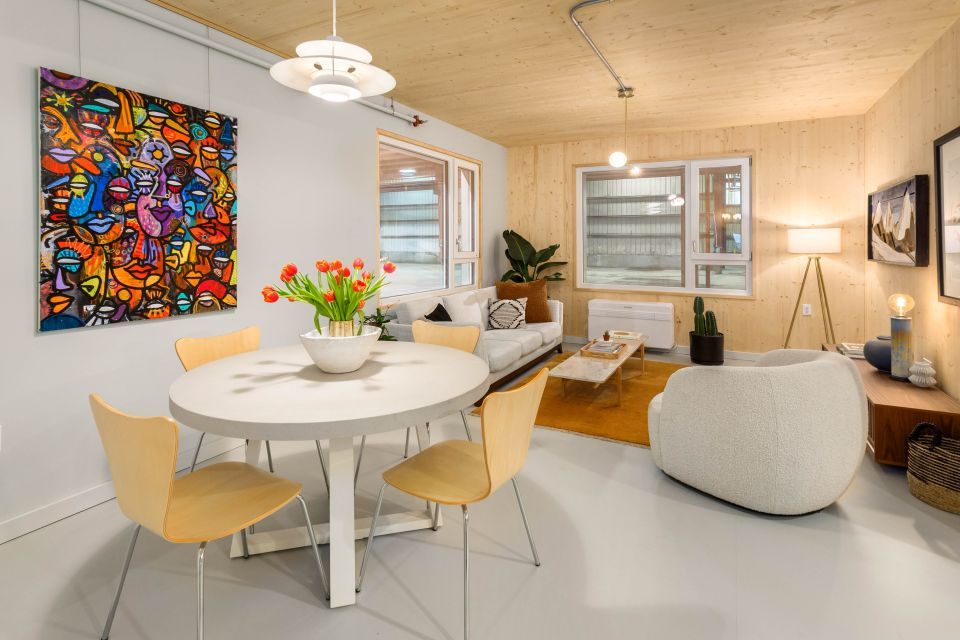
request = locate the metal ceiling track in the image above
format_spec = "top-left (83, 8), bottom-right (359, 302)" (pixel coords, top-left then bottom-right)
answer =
top-left (80, 0), bottom-right (423, 126)
top-left (569, 0), bottom-right (634, 98)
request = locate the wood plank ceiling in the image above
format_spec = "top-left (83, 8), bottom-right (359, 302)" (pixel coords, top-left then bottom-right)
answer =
top-left (149, 0), bottom-right (960, 146)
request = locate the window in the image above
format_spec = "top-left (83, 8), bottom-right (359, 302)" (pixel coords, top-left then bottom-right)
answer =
top-left (378, 134), bottom-right (480, 299)
top-left (576, 157), bottom-right (751, 295)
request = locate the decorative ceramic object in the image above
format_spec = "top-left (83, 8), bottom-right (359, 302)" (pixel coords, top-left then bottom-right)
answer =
top-left (908, 359), bottom-right (937, 388)
top-left (300, 325), bottom-right (382, 373)
top-left (863, 336), bottom-right (892, 373)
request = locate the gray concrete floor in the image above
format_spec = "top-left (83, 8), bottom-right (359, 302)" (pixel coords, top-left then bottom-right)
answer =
top-left (2, 354), bottom-right (960, 639)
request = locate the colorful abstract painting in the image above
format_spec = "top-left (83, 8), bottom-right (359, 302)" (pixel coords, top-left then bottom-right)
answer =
top-left (38, 68), bottom-right (238, 332)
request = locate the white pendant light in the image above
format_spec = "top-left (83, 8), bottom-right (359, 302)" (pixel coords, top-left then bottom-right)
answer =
top-left (270, 0), bottom-right (395, 102)
top-left (608, 151), bottom-right (627, 168)
top-left (608, 89), bottom-right (633, 168)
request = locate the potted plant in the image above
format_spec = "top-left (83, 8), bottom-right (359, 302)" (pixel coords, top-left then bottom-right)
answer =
top-left (263, 258), bottom-right (396, 373)
top-left (689, 296), bottom-right (724, 365)
top-left (501, 229), bottom-right (568, 282)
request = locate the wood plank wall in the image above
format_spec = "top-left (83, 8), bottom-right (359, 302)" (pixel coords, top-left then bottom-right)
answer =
top-left (507, 116), bottom-right (866, 353)
top-left (865, 18), bottom-right (960, 398)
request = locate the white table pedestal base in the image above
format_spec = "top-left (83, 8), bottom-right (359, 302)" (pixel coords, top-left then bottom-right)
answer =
top-left (233, 426), bottom-right (441, 607)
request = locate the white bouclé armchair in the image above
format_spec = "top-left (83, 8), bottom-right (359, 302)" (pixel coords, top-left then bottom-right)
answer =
top-left (648, 349), bottom-right (868, 515)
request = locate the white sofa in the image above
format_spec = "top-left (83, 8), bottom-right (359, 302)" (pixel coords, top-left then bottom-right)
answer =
top-left (388, 286), bottom-right (564, 387)
top-left (648, 349), bottom-right (868, 515)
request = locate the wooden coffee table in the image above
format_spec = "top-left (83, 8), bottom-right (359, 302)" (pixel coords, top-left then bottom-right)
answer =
top-left (549, 338), bottom-right (645, 406)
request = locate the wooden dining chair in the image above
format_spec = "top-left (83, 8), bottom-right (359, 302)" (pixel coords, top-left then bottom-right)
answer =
top-left (90, 394), bottom-right (329, 640)
top-left (356, 368), bottom-right (549, 640)
top-left (175, 326), bottom-right (329, 491)
top-left (353, 320), bottom-right (482, 487)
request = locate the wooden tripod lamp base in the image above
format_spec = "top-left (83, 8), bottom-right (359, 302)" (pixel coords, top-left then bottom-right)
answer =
top-left (783, 227), bottom-right (842, 348)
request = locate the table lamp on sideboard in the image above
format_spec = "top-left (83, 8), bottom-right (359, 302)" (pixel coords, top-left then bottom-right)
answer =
top-left (784, 226), bottom-right (842, 348)
top-left (888, 293), bottom-right (915, 380)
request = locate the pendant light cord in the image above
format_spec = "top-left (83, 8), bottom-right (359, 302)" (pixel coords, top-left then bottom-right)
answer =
top-left (332, 0), bottom-right (337, 36)
top-left (623, 96), bottom-right (627, 151)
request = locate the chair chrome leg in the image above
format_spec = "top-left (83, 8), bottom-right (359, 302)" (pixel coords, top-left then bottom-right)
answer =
top-left (189, 432), bottom-right (206, 473)
top-left (357, 483), bottom-right (386, 592)
top-left (100, 524), bottom-right (141, 640)
top-left (462, 504), bottom-right (470, 640)
top-left (511, 477), bottom-right (541, 567)
top-left (296, 495), bottom-right (330, 599)
top-left (197, 542), bottom-right (206, 640)
top-left (432, 502), bottom-right (441, 531)
top-left (354, 435), bottom-right (366, 489)
top-left (460, 410), bottom-right (473, 442)
top-left (240, 528), bottom-right (250, 559)
top-left (315, 440), bottom-right (330, 493)
top-left (265, 441), bottom-right (275, 473)
top-left (403, 428), bottom-right (411, 458)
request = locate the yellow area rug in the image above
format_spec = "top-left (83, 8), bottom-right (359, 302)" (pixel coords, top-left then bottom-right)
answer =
top-left (478, 353), bottom-right (688, 447)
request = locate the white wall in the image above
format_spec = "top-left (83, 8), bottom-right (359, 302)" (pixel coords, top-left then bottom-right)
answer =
top-left (0, 0), bottom-right (507, 542)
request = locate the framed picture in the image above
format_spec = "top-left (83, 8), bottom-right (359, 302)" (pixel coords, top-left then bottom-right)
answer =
top-left (867, 175), bottom-right (929, 267)
top-left (38, 68), bottom-right (238, 331)
top-left (936, 125), bottom-right (960, 304)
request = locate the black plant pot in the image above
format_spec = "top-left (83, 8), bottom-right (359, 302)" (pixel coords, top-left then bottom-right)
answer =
top-left (689, 331), bottom-right (724, 366)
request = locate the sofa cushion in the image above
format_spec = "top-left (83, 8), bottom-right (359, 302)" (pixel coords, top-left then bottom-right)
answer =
top-left (496, 279), bottom-right (551, 323)
top-left (394, 296), bottom-right (442, 325)
top-left (484, 328), bottom-right (543, 355)
top-left (488, 298), bottom-right (527, 329)
top-left (526, 321), bottom-right (562, 345)
top-left (441, 289), bottom-right (487, 325)
top-left (485, 339), bottom-right (523, 373)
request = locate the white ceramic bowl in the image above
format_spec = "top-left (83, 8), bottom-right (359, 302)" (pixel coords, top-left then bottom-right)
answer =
top-left (299, 325), bottom-right (382, 374)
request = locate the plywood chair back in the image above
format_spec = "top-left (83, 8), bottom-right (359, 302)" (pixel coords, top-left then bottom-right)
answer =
top-left (175, 325), bottom-right (261, 371)
top-left (412, 320), bottom-right (481, 354)
top-left (89, 394), bottom-right (178, 538)
top-left (479, 368), bottom-right (549, 495)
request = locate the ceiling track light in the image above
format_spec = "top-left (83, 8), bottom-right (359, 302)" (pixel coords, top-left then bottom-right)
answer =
top-left (270, 0), bottom-right (396, 103)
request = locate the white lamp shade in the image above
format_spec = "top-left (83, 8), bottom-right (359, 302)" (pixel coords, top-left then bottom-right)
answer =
top-left (787, 227), bottom-right (842, 254)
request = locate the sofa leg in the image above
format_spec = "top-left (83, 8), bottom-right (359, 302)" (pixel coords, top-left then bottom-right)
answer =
top-left (556, 343), bottom-right (563, 354)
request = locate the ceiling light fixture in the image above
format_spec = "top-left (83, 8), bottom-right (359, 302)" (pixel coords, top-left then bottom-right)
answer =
top-left (270, 0), bottom-right (395, 103)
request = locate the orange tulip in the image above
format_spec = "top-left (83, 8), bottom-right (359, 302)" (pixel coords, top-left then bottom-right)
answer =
top-left (358, 299), bottom-right (365, 310)
top-left (382, 261), bottom-right (397, 274)
top-left (316, 260), bottom-right (330, 273)
top-left (353, 258), bottom-right (364, 270)
top-left (280, 263), bottom-right (298, 282)
top-left (362, 270), bottom-right (372, 281)
top-left (323, 290), bottom-right (336, 302)
top-left (330, 259), bottom-right (342, 270)
top-left (353, 280), bottom-right (367, 292)
top-left (341, 267), bottom-right (351, 278)
top-left (261, 286), bottom-right (279, 303)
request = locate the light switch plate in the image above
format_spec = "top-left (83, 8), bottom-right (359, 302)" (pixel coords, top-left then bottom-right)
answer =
top-left (802, 304), bottom-right (812, 316)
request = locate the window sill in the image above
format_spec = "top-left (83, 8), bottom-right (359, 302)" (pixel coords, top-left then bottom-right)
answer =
top-left (573, 284), bottom-right (755, 301)
top-left (381, 284), bottom-right (480, 307)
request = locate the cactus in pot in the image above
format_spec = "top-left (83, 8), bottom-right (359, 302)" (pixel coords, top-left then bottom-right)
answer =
top-left (689, 297), bottom-right (724, 365)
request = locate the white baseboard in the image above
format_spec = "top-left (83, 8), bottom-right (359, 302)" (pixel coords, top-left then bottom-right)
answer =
top-left (563, 335), bottom-right (761, 362)
top-left (671, 345), bottom-right (762, 362)
top-left (0, 436), bottom-right (243, 545)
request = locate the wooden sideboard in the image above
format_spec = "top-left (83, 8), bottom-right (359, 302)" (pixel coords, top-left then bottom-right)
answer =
top-left (824, 344), bottom-right (960, 466)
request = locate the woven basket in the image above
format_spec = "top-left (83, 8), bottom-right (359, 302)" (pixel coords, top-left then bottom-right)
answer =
top-left (907, 422), bottom-right (960, 514)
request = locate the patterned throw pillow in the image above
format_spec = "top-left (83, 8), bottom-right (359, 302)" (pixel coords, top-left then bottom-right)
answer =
top-left (488, 298), bottom-right (527, 330)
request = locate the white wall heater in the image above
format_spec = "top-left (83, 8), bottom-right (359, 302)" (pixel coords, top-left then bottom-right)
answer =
top-left (587, 300), bottom-right (676, 350)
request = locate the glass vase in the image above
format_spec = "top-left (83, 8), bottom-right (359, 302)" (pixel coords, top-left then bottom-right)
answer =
top-left (328, 320), bottom-right (356, 337)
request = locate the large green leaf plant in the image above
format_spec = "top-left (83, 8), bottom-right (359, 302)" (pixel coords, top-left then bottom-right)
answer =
top-left (500, 229), bottom-right (568, 282)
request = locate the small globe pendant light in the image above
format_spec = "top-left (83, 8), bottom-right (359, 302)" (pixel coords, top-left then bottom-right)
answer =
top-left (270, 0), bottom-right (395, 102)
top-left (608, 88), bottom-right (634, 168)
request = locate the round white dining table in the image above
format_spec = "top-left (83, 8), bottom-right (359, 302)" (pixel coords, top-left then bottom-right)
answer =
top-left (169, 341), bottom-right (490, 607)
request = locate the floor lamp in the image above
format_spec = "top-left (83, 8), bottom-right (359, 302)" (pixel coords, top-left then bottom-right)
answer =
top-left (784, 227), bottom-right (842, 348)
